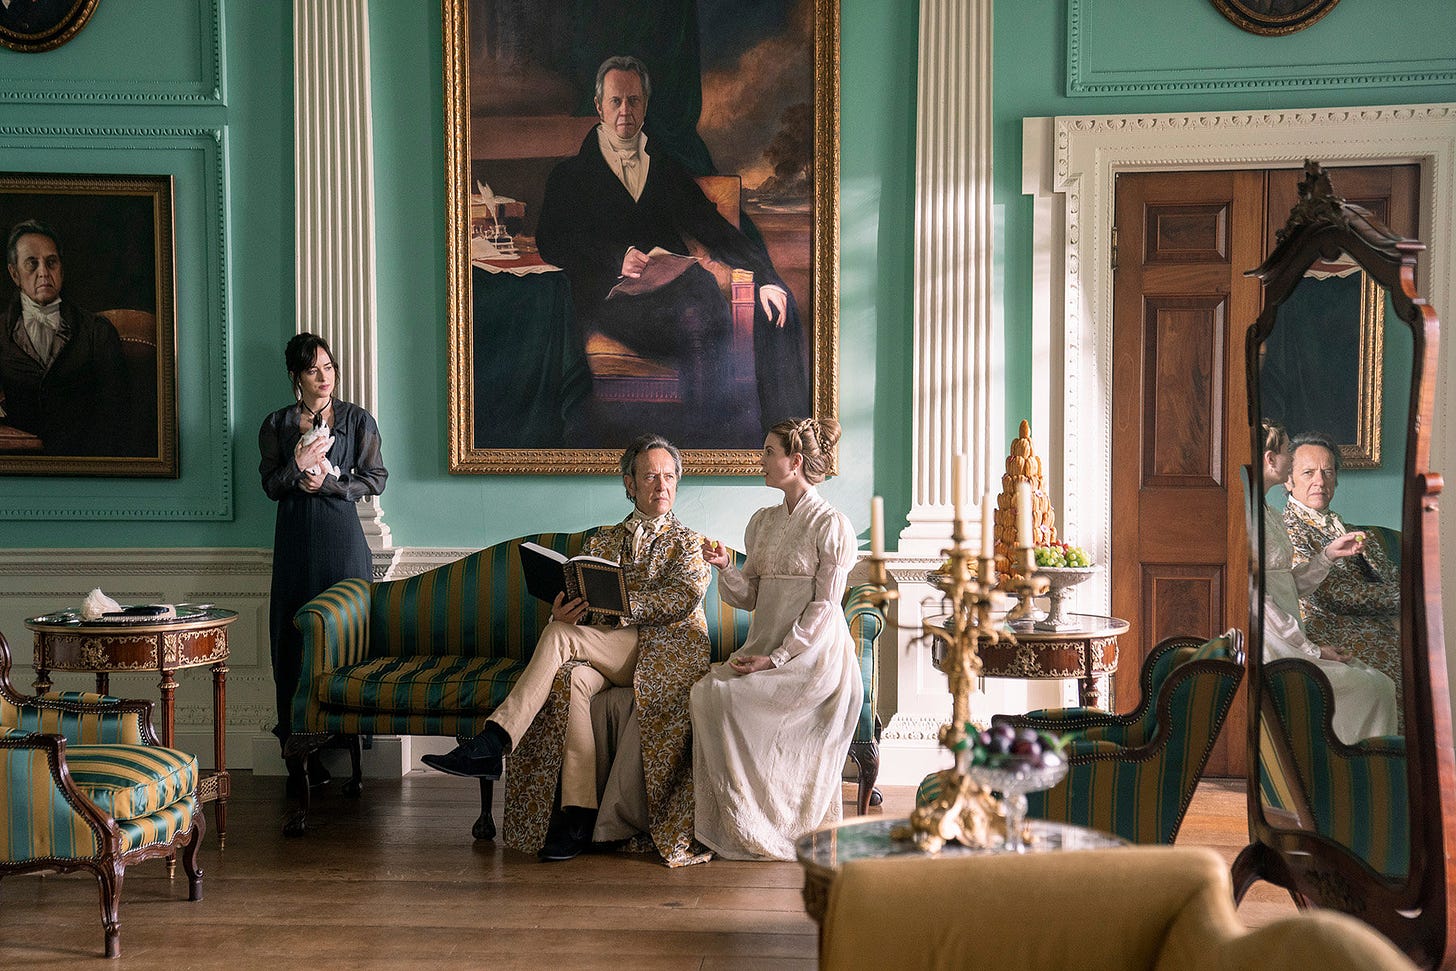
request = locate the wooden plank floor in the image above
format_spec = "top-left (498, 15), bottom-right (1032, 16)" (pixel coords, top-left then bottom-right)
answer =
top-left (0, 772), bottom-right (1294, 968)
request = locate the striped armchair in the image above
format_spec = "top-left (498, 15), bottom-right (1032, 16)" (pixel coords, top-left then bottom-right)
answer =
top-left (917, 630), bottom-right (1245, 845)
top-left (288, 529), bottom-right (886, 837)
top-left (1259, 658), bottom-right (1408, 879)
top-left (0, 630), bottom-right (202, 959)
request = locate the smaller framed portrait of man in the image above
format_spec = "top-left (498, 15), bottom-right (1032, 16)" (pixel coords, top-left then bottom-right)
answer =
top-left (0, 172), bottom-right (177, 477)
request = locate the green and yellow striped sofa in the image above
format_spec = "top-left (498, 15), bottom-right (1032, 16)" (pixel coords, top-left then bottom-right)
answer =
top-left (916, 630), bottom-right (1245, 845)
top-left (0, 630), bottom-right (203, 959)
top-left (1259, 658), bottom-right (1408, 879)
top-left (289, 529), bottom-right (887, 837)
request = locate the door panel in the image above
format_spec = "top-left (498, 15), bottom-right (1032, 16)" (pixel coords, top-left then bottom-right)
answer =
top-left (1112, 170), bottom-right (1264, 778)
top-left (1111, 164), bottom-right (1418, 779)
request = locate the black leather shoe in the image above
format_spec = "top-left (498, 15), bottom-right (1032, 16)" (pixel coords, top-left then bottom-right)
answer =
top-left (421, 726), bottom-right (507, 779)
top-left (538, 806), bottom-right (597, 862)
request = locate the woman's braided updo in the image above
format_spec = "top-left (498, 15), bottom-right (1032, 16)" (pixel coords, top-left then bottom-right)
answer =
top-left (767, 416), bottom-right (841, 484)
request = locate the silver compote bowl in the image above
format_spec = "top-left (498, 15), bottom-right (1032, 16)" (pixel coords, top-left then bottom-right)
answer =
top-left (965, 761), bottom-right (1069, 852)
top-left (1033, 565), bottom-right (1097, 631)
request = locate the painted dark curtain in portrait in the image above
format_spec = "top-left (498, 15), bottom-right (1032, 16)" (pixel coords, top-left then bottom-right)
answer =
top-left (467, 0), bottom-right (814, 450)
top-left (1260, 271), bottom-right (1362, 444)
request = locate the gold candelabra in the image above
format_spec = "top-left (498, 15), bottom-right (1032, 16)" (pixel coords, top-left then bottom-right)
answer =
top-left (864, 515), bottom-right (1048, 852)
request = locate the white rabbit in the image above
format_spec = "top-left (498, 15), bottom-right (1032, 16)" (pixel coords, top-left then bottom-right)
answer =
top-left (297, 420), bottom-right (341, 478)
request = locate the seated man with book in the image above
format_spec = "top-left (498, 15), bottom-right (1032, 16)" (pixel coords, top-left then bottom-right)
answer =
top-left (424, 433), bottom-right (712, 863)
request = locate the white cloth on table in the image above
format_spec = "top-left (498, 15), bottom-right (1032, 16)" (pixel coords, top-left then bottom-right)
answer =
top-left (1263, 506), bottom-right (1397, 744)
top-left (691, 488), bottom-right (863, 861)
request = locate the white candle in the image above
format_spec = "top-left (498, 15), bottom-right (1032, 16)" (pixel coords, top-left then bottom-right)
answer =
top-left (1017, 481), bottom-right (1033, 547)
top-left (980, 492), bottom-right (995, 558)
top-left (870, 496), bottom-right (885, 557)
top-left (951, 453), bottom-right (966, 522)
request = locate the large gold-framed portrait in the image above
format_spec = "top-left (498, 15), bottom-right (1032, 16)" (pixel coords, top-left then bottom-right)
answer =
top-left (444, 0), bottom-right (839, 474)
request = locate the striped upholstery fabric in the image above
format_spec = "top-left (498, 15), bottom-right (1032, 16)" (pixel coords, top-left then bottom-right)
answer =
top-left (6, 692), bottom-right (146, 744)
top-left (1262, 659), bottom-right (1409, 878)
top-left (1, 632), bottom-right (202, 958)
top-left (64, 744), bottom-right (197, 821)
top-left (918, 632), bottom-right (1245, 845)
top-left (844, 584), bottom-right (884, 744)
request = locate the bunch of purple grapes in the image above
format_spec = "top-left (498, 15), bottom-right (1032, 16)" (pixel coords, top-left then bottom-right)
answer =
top-left (965, 718), bottom-right (1067, 772)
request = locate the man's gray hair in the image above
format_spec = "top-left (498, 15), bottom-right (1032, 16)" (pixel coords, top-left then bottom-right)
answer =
top-left (620, 433), bottom-right (681, 498)
top-left (595, 55), bottom-right (651, 104)
top-left (6, 218), bottom-right (62, 268)
top-left (1290, 430), bottom-right (1342, 473)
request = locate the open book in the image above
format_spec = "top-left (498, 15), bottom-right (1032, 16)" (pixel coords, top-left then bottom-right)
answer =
top-left (606, 247), bottom-right (699, 299)
top-left (519, 541), bottom-right (630, 617)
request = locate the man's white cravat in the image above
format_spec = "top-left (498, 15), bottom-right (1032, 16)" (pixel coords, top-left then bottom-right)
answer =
top-left (598, 125), bottom-right (648, 201)
top-left (19, 293), bottom-right (63, 367)
top-left (1289, 496), bottom-right (1345, 537)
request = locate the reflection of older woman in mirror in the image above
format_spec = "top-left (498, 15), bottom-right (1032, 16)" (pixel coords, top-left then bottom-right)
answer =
top-left (1260, 420), bottom-right (1397, 743)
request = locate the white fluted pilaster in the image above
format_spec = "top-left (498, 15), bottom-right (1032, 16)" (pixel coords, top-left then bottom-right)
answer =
top-left (294, 0), bottom-right (391, 552)
top-left (900, 0), bottom-right (1001, 555)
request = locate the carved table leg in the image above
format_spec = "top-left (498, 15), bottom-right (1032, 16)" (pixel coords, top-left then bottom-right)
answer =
top-left (212, 661), bottom-right (229, 846)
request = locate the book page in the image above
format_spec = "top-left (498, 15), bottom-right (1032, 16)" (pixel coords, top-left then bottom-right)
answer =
top-left (606, 247), bottom-right (698, 300)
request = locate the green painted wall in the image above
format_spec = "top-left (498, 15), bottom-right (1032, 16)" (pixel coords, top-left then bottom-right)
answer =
top-left (995, 1), bottom-right (1456, 453)
top-left (6, 0), bottom-right (1451, 554)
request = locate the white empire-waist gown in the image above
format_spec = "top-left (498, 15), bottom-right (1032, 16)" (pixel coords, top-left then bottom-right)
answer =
top-left (691, 488), bottom-right (863, 860)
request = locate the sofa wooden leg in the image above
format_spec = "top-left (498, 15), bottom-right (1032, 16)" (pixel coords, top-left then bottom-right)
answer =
top-left (473, 778), bottom-right (497, 840)
top-left (282, 734), bottom-right (316, 837)
top-left (183, 811), bottom-right (205, 902)
top-left (97, 860), bottom-right (124, 958)
top-left (343, 735), bottom-right (363, 798)
top-left (849, 740), bottom-right (880, 816)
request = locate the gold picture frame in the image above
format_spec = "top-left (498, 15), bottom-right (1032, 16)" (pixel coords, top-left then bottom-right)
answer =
top-left (0, 0), bottom-right (101, 53)
top-left (0, 172), bottom-right (177, 477)
top-left (443, 0), bottom-right (840, 474)
top-left (1209, 0), bottom-right (1341, 37)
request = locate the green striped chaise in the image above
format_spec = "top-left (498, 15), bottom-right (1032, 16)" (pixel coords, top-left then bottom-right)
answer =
top-left (916, 630), bottom-right (1245, 845)
top-left (288, 529), bottom-right (887, 837)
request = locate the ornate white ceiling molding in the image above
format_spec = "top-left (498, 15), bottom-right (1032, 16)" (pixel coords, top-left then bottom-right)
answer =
top-left (1023, 103), bottom-right (1456, 618)
top-left (293, 0), bottom-right (391, 550)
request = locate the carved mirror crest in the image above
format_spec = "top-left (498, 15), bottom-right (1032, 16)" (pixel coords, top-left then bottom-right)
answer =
top-left (1235, 161), bottom-right (1455, 969)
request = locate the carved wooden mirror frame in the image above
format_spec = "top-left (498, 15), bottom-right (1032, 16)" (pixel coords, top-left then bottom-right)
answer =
top-left (1235, 160), bottom-right (1456, 969)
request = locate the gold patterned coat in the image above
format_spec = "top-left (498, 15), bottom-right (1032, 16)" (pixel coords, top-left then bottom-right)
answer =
top-left (1282, 501), bottom-right (1402, 690)
top-left (502, 514), bottom-right (713, 867)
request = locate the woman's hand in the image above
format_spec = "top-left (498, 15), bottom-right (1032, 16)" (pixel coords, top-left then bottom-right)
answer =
top-left (299, 466), bottom-right (328, 493)
top-left (551, 592), bottom-right (589, 624)
top-left (701, 538), bottom-right (731, 569)
top-left (1324, 531), bottom-right (1366, 560)
top-left (728, 654), bottom-right (774, 675)
top-left (1319, 644), bottom-right (1353, 663)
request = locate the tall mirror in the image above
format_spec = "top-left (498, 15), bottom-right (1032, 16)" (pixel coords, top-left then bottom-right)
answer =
top-left (1234, 161), bottom-right (1455, 969)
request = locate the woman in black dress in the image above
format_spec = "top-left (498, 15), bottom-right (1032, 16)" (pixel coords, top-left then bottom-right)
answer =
top-left (259, 333), bottom-right (387, 757)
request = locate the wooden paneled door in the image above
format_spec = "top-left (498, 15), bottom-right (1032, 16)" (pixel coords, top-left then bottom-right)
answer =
top-left (1112, 170), bottom-right (1265, 779)
top-left (1111, 165), bottom-right (1418, 779)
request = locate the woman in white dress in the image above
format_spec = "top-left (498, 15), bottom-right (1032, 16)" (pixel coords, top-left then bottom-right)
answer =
top-left (691, 417), bottom-right (863, 860)
top-left (1259, 420), bottom-right (1397, 743)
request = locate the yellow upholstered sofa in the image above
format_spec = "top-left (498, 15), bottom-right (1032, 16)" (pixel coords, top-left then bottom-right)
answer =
top-left (820, 846), bottom-right (1415, 971)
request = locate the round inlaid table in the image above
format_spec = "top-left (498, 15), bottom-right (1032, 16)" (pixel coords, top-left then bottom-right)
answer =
top-left (795, 815), bottom-right (1125, 927)
top-left (980, 612), bottom-right (1128, 708)
top-left (26, 606), bottom-right (237, 845)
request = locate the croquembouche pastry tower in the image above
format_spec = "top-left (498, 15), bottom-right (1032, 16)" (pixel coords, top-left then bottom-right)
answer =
top-left (994, 420), bottom-right (1057, 584)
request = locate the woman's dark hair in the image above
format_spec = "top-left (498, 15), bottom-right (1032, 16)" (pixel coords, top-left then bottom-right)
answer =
top-left (285, 332), bottom-right (336, 398)
top-left (768, 416), bottom-right (842, 485)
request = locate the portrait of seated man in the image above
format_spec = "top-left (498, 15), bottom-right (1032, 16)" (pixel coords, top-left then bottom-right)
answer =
top-left (535, 54), bottom-right (810, 447)
top-left (1282, 431), bottom-right (1402, 692)
top-left (0, 218), bottom-right (136, 457)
